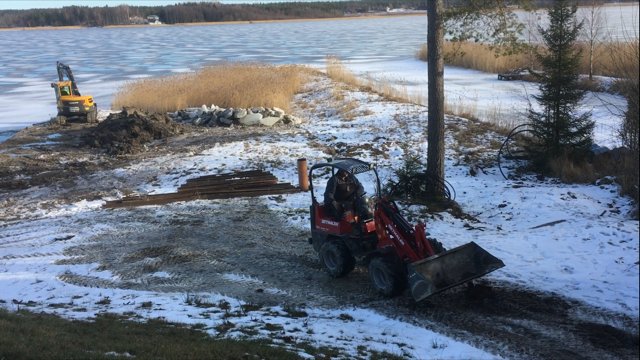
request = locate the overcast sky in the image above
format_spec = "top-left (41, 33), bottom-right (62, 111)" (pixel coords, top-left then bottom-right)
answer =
top-left (0, 0), bottom-right (336, 10)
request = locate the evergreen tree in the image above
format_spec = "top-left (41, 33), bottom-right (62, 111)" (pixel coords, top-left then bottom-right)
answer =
top-left (529, 0), bottom-right (594, 159)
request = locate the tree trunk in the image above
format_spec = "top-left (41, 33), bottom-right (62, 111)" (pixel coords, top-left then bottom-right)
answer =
top-left (426, 0), bottom-right (445, 198)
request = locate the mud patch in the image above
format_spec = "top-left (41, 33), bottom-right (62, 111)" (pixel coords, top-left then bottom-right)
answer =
top-left (84, 108), bottom-right (183, 155)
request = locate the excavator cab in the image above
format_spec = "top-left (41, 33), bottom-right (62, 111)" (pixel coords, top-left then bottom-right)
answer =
top-left (51, 62), bottom-right (97, 125)
top-left (308, 158), bottom-right (505, 301)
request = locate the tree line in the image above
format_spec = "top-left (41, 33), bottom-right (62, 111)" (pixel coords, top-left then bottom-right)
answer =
top-left (0, 1), bottom-right (426, 28)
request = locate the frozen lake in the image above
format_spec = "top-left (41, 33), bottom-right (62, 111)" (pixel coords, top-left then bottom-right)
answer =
top-left (0, 3), bottom-right (637, 136)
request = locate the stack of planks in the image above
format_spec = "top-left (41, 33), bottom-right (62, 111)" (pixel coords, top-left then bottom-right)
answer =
top-left (103, 169), bottom-right (299, 208)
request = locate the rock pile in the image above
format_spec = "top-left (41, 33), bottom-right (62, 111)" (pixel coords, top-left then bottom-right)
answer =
top-left (169, 105), bottom-right (303, 127)
top-left (85, 108), bottom-right (183, 155)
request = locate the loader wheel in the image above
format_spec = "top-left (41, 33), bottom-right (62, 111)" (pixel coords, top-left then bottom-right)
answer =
top-left (56, 115), bottom-right (67, 126)
top-left (319, 241), bottom-right (355, 278)
top-left (428, 237), bottom-right (446, 254)
top-left (368, 256), bottom-right (406, 297)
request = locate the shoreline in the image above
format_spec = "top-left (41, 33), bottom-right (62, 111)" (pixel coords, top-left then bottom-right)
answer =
top-left (0, 11), bottom-right (426, 32)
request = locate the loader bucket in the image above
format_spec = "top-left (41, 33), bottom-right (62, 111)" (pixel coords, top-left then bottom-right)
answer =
top-left (407, 241), bottom-right (504, 302)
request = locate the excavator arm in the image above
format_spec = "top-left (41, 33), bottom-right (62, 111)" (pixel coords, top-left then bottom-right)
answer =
top-left (56, 61), bottom-right (81, 96)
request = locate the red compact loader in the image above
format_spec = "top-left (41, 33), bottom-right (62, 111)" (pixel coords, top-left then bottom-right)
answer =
top-left (308, 158), bottom-right (504, 301)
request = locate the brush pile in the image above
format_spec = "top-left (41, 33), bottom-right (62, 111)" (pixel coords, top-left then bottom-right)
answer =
top-left (84, 108), bottom-right (183, 155)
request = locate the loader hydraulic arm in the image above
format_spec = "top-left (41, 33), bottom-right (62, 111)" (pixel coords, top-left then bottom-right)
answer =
top-left (374, 199), bottom-right (435, 262)
top-left (56, 61), bottom-right (81, 96)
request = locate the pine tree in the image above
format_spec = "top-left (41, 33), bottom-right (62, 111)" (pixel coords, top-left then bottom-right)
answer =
top-left (529, 0), bottom-right (594, 159)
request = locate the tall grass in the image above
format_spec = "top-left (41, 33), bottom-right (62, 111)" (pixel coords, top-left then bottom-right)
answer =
top-left (416, 41), bottom-right (638, 78)
top-left (327, 56), bottom-right (517, 129)
top-left (325, 56), bottom-right (422, 104)
top-left (416, 42), bottom-right (529, 73)
top-left (112, 63), bottom-right (311, 113)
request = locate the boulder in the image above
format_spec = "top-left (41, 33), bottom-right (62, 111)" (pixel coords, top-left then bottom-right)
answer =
top-left (218, 116), bottom-right (233, 126)
top-left (272, 107), bottom-right (285, 117)
top-left (282, 114), bottom-right (302, 125)
top-left (251, 107), bottom-right (265, 114)
top-left (260, 116), bottom-right (281, 127)
top-left (239, 112), bottom-right (263, 126)
top-left (233, 108), bottom-right (248, 119)
top-left (220, 108), bottom-right (234, 119)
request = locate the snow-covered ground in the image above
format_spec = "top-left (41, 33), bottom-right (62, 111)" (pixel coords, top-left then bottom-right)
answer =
top-left (346, 59), bottom-right (627, 149)
top-left (0, 68), bottom-right (638, 358)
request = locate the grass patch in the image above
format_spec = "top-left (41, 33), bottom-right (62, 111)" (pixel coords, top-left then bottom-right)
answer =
top-left (326, 56), bottom-right (422, 104)
top-left (95, 297), bottom-right (111, 306)
top-left (264, 323), bottom-right (284, 332)
top-left (282, 304), bottom-right (308, 319)
top-left (138, 301), bottom-right (153, 309)
top-left (112, 62), bottom-right (311, 113)
top-left (0, 309), bottom-right (303, 360)
top-left (184, 293), bottom-right (217, 308)
top-left (240, 303), bottom-right (262, 313)
top-left (214, 320), bottom-right (235, 335)
top-left (417, 42), bottom-right (526, 74)
top-left (548, 154), bottom-right (597, 184)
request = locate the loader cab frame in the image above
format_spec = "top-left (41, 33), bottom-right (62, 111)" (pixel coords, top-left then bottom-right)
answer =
top-left (308, 158), bottom-right (381, 205)
top-left (307, 158), bottom-right (380, 256)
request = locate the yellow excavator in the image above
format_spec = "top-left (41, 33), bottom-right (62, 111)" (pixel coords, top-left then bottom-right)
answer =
top-left (51, 61), bottom-right (97, 125)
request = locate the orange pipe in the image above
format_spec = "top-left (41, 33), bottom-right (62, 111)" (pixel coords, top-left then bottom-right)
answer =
top-left (297, 158), bottom-right (309, 191)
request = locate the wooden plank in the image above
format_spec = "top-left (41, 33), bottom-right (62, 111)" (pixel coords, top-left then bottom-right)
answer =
top-left (104, 186), bottom-right (299, 208)
top-left (183, 174), bottom-right (277, 187)
top-left (103, 170), bottom-right (299, 209)
top-left (178, 178), bottom-right (278, 192)
top-left (184, 170), bottom-right (269, 183)
top-left (190, 183), bottom-right (297, 196)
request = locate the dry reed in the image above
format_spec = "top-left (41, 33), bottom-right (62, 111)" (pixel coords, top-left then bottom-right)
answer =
top-left (416, 41), bottom-right (638, 78)
top-left (325, 56), bottom-right (422, 104)
top-left (112, 63), bottom-right (311, 113)
top-left (416, 42), bottom-right (528, 73)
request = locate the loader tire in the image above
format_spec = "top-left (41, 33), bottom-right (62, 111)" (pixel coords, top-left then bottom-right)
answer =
top-left (319, 241), bottom-right (355, 278)
top-left (56, 115), bottom-right (67, 126)
top-left (428, 237), bottom-right (446, 254)
top-left (368, 256), bottom-right (406, 297)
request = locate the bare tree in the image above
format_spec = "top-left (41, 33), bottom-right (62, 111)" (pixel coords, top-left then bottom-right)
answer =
top-left (607, 10), bottom-right (639, 202)
top-left (581, 0), bottom-right (605, 81)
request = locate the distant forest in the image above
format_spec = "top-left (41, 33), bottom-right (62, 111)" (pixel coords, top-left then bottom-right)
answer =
top-left (0, 1), bottom-right (423, 27)
top-left (0, 0), bottom-right (636, 28)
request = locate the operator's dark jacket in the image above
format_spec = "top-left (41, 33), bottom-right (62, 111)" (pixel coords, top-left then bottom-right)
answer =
top-left (324, 173), bottom-right (365, 219)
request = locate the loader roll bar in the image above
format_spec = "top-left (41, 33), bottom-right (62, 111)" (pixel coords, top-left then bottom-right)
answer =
top-left (308, 158), bottom-right (381, 204)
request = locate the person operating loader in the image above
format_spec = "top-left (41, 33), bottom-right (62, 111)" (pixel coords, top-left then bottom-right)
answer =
top-left (324, 169), bottom-right (370, 221)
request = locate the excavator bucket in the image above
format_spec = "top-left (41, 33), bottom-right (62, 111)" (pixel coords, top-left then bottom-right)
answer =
top-left (407, 242), bottom-right (504, 302)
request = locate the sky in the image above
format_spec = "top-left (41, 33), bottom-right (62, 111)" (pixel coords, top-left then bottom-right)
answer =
top-left (0, 0), bottom-right (336, 10)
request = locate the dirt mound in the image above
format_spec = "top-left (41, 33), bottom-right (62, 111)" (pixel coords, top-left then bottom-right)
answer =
top-left (85, 108), bottom-right (182, 155)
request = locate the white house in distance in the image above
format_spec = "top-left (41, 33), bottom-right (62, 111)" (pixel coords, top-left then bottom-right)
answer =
top-left (146, 15), bottom-right (162, 25)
